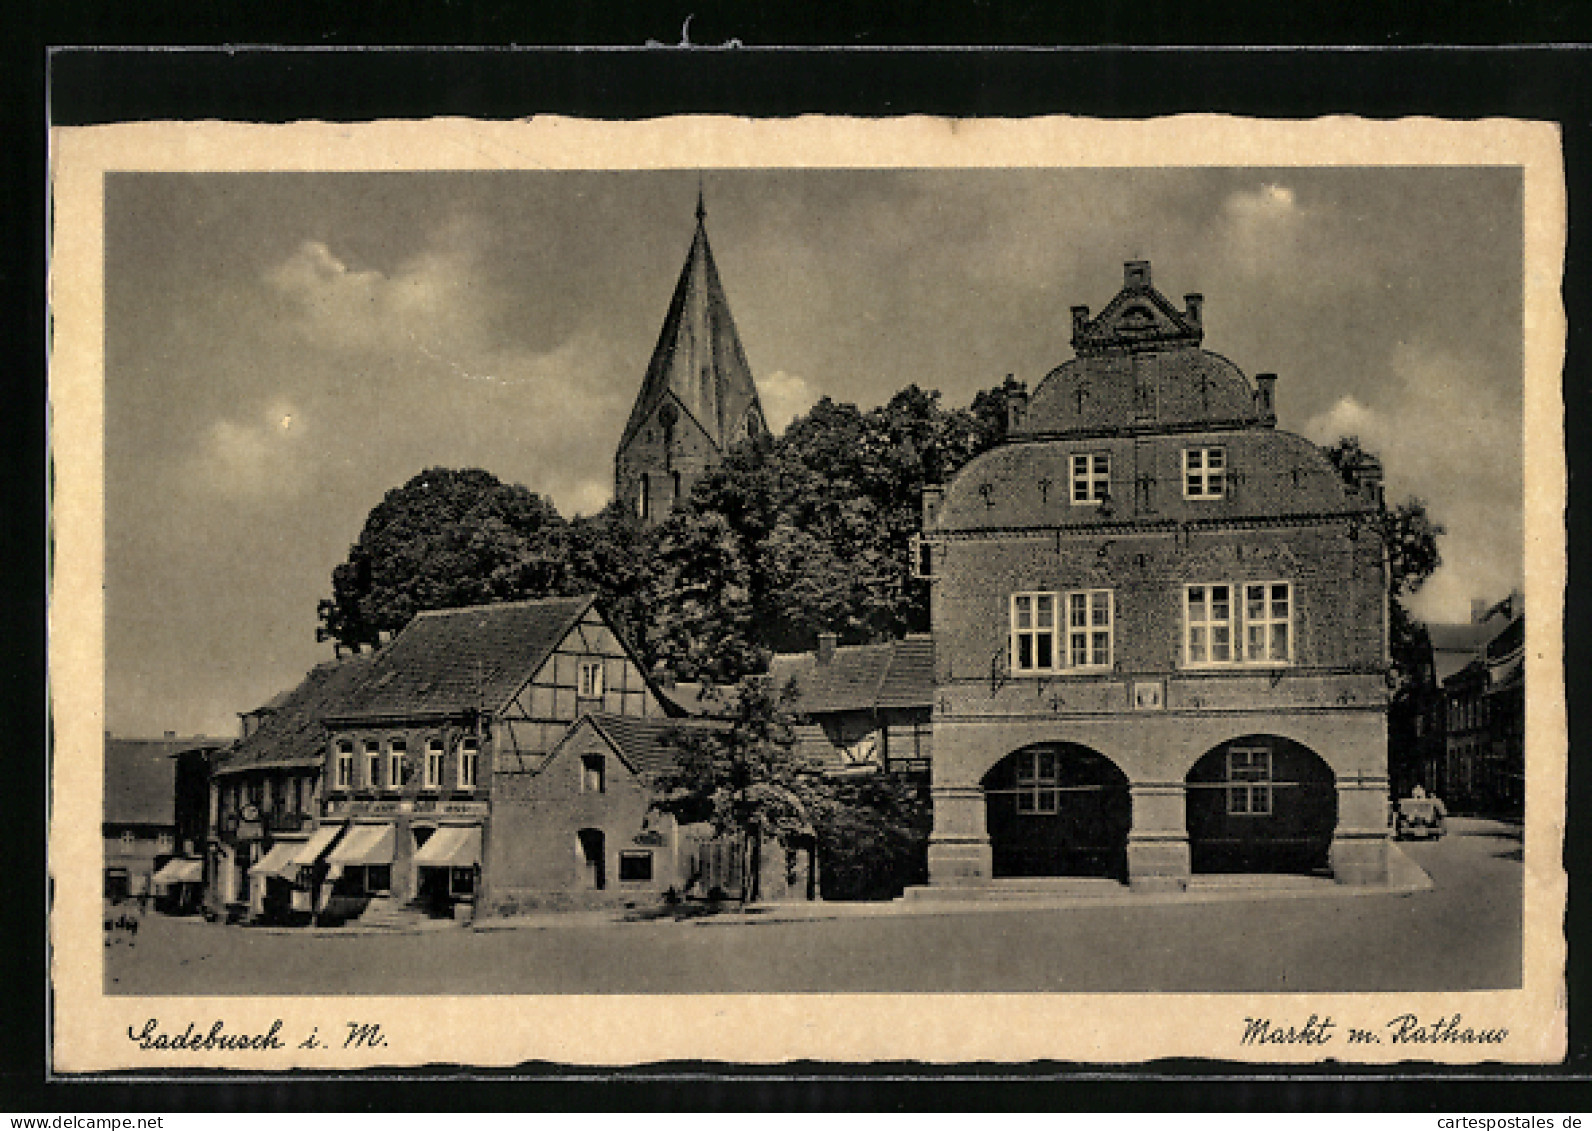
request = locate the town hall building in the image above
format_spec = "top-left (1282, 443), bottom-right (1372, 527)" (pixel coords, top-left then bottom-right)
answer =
top-left (916, 261), bottom-right (1392, 893)
top-left (614, 196), bottom-right (768, 524)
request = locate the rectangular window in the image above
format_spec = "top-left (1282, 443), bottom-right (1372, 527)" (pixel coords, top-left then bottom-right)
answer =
top-left (387, 739), bottom-right (406, 791)
top-left (1071, 451), bottom-right (1111, 505)
top-left (582, 754), bottom-right (606, 794)
top-left (1067, 589), bottom-right (1114, 669)
top-left (577, 660), bottom-right (604, 699)
top-left (424, 739), bottom-right (444, 789)
top-left (1184, 446), bottom-right (1226, 498)
top-left (1011, 590), bottom-right (1112, 674)
top-left (120, 830), bottom-right (136, 848)
top-left (910, 534), bottom-right (933, 580)
top-left (1226, 747), bottom-right (1273, 815)
top-left (458, 737), bottom-right (479, 790)
top-left (1015, 749), bottom-right (1060, 815)
top-left (1243, 583), bottom-right (1292, 663)
top-left (618, 851), bottom-right (654, 882)
top-left (1186, 582), bottom-right (1292, 667)
top-left (335, 741), bottom-right (354, 790)
top-left (157, 832), bottom-right (174, 852)
top-left (364, 739), bottom-right (381, 789)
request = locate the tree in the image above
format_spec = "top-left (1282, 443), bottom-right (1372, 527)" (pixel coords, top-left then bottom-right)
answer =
top-left (317, 467), bottom-right (567, 650)
top-left (642, 510), bottom-right (763, 683)
top-left (803, 771), bottom-right (932, 901)
top-left (651, 678), bottom-right (812, 903)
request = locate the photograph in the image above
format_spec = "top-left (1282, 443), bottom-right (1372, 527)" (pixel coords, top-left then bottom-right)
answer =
top-left (50, 114), bottom-right (1566, 1069)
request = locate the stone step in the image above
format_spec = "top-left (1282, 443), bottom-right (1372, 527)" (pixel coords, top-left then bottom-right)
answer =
top-left (355, 896), bottom-right (456, 929)
top-left (900, 878), bottom-right (1128, 903)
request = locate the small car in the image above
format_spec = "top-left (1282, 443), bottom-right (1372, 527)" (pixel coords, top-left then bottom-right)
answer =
top-left (1393, 795), bottom-right (1447, 840)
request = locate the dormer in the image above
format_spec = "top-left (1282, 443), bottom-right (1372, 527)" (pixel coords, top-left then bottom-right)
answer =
top-left (1070, 261), bottom-right (1205, 356)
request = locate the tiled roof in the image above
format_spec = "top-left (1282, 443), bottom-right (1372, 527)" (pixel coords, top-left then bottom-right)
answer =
top-left (768, 636), bottom-right (935, 716)
top-left (331, 596), bottom-right (596, 721)
top-left (216, 654), bottom-right (376, 776)
top-left (104, 736), bottom-right (222, 826)
top-left (573, 713), bottom-right (730, 776)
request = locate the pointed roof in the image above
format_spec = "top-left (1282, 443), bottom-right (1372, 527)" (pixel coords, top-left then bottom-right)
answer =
top-left (327, 596), bottom-right (598, 723)
top-left (619, 203), bottom-right (764, 453)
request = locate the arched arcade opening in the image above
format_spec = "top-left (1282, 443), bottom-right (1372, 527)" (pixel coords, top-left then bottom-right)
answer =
top-left (982, 743), bottom-right (1131, 880)
top-left (1185, 735), bottom-right (1336, 875)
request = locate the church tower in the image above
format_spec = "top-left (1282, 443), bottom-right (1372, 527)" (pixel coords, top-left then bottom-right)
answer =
top-left (615, 194), bottom-right (767, 523)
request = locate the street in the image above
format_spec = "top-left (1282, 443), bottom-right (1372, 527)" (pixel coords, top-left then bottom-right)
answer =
top-left (105, 819), bottom-right (1520, 995)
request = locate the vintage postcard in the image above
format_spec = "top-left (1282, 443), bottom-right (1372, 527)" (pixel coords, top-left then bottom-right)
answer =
top-left (50, 114), bottom-right (1566, 1071)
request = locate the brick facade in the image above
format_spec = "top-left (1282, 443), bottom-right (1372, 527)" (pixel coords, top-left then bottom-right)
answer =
top-left (921, 262), bottom-right (1391, 890)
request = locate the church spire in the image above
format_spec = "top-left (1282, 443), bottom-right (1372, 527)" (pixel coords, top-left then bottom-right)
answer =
top-left (614, 196), bottom-right (767, 522)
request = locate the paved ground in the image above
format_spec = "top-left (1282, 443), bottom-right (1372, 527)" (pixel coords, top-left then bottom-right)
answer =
top-left (104, 819), bottom-right (1521, 995)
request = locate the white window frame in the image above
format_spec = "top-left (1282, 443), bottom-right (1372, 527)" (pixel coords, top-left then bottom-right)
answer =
top-left (577, 659), bottom-right (605, 699)
top-left (156, 832), bottom-right (174, 852)
top-left (335, 740), bottom-right (354, 790)
top-left (363, 739), bottom-right (382, 790)
top-left (387, 738), bottom-right (406, 792)
top-left (1184, 581), bottom-right (1293, 668)
top-left (1226, 746), bottom-right (1273, 816)
top-left (424, 739), bottom-right (445, 790)
top-left (120, 829), bottom-right (136, 848)
top-left (1015, 749), bottom-right (1060, 815)
top-left (1010, 590), bottom-right (1113, 674)
top-left (1184, 446), bottom-right (1227, 499)
top-left (458, 737), bottom-right (480, 790)
top-left (1070, 451), bottom-right (1111, 506)
top-left (1066, 590), bottom-right (1114, 670)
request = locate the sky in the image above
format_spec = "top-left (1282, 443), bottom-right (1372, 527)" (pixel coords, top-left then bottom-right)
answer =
top-left (104, 166), bottom-right (1525, 738)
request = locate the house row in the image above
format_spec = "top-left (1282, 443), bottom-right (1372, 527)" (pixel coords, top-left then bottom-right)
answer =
top-left (103, 734), bottom-right (226, 911)
top-left (1406, 592), bottom-right (1525, 816)
top-left (206, 595), bottom-right (824, 927)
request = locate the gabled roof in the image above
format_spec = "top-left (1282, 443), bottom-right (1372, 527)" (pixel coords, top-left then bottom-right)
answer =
top-left (1071, 262), bottom-right (1202, 356)
top-left (216, 654), bottom-right (377, 776)
top-left (1426, 621), bottom-right (1499, 684)
top-left (768, 635), bottom-right (936, 716)
top-left (555, 712), bottom-right (730, 777)
top-left (105, 736), bottom-right (223, 826)
top-left (329, 596), bottom-right (597, 722)
top-left (618, 202), bottom-right (765, 455)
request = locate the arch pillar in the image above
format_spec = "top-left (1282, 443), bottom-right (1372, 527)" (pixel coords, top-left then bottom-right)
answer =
top-left (926, 785), bottom-right (992, 886)
top-left (1126, 781), bottom-right (1191, 890)
top-left (1329, 771), bottom-right (1390, 885)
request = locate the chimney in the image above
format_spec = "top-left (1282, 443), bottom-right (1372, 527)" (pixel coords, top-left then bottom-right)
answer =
top-left (1070, 305), bottom-right (1091, 341)
top-left (1255, 373), bottom-right (1277, 422)
top-left (1470, 598), bottom-right (1490, 625)
top-left (1005, 378), bottom-right (1029, 433)
top-left (922, 483), bottom-right (944, 529)
top-left (1350, 454), bottom-right (1384, 509)
top-left (1184, 293), bottom-right (1204, 329)
top-left (1124, 260), bottom-right (1151, 289)
top-left (817, 632), bottom-right (838, 665)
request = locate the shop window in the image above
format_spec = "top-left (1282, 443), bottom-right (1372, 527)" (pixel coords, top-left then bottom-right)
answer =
top-left (578, 660), bottom-right (604, 699)
top-left (365, 865), bottom-right (391, 895)
top-left (582, 754), bottom-right (606, 794)
top-left (1071, 451), bottom-right (1111, 505)
top-left (1226, 747), bottom-right (1273, 815)
top-left (619, 851), bottom-right (654, 882)
top-left (425, 739), bottom-right (444, 789)
top-left (450, 867), bottom-right (476, 898)
top-left (1184, 446), bottom-right (1226, 498)
top-left (458, 737), bottom-right (479, 790)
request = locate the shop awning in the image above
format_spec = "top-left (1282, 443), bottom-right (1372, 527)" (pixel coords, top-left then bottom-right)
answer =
top-left (151, 858), bottom-right (203, 885)
top-left (291, 824), bottom-right (344, 868)
top-left (247, 841), bottom-right (302, 880)
top-left (326, 824), bottom-right (396, 867)
top-left (413, 825), bottom-right (481, 868)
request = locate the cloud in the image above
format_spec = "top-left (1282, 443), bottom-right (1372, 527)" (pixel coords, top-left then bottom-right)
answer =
top-left (1219, 182), bottom-right (1308, 274)
top-left (1302, 342), bottom-right (1521, 622)
top-left (758, 369), bottom-right (818, 432)
top-left (265, 239), bottom-right (487, 357)
top-left (189, 401), bottom-right (311, 501)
